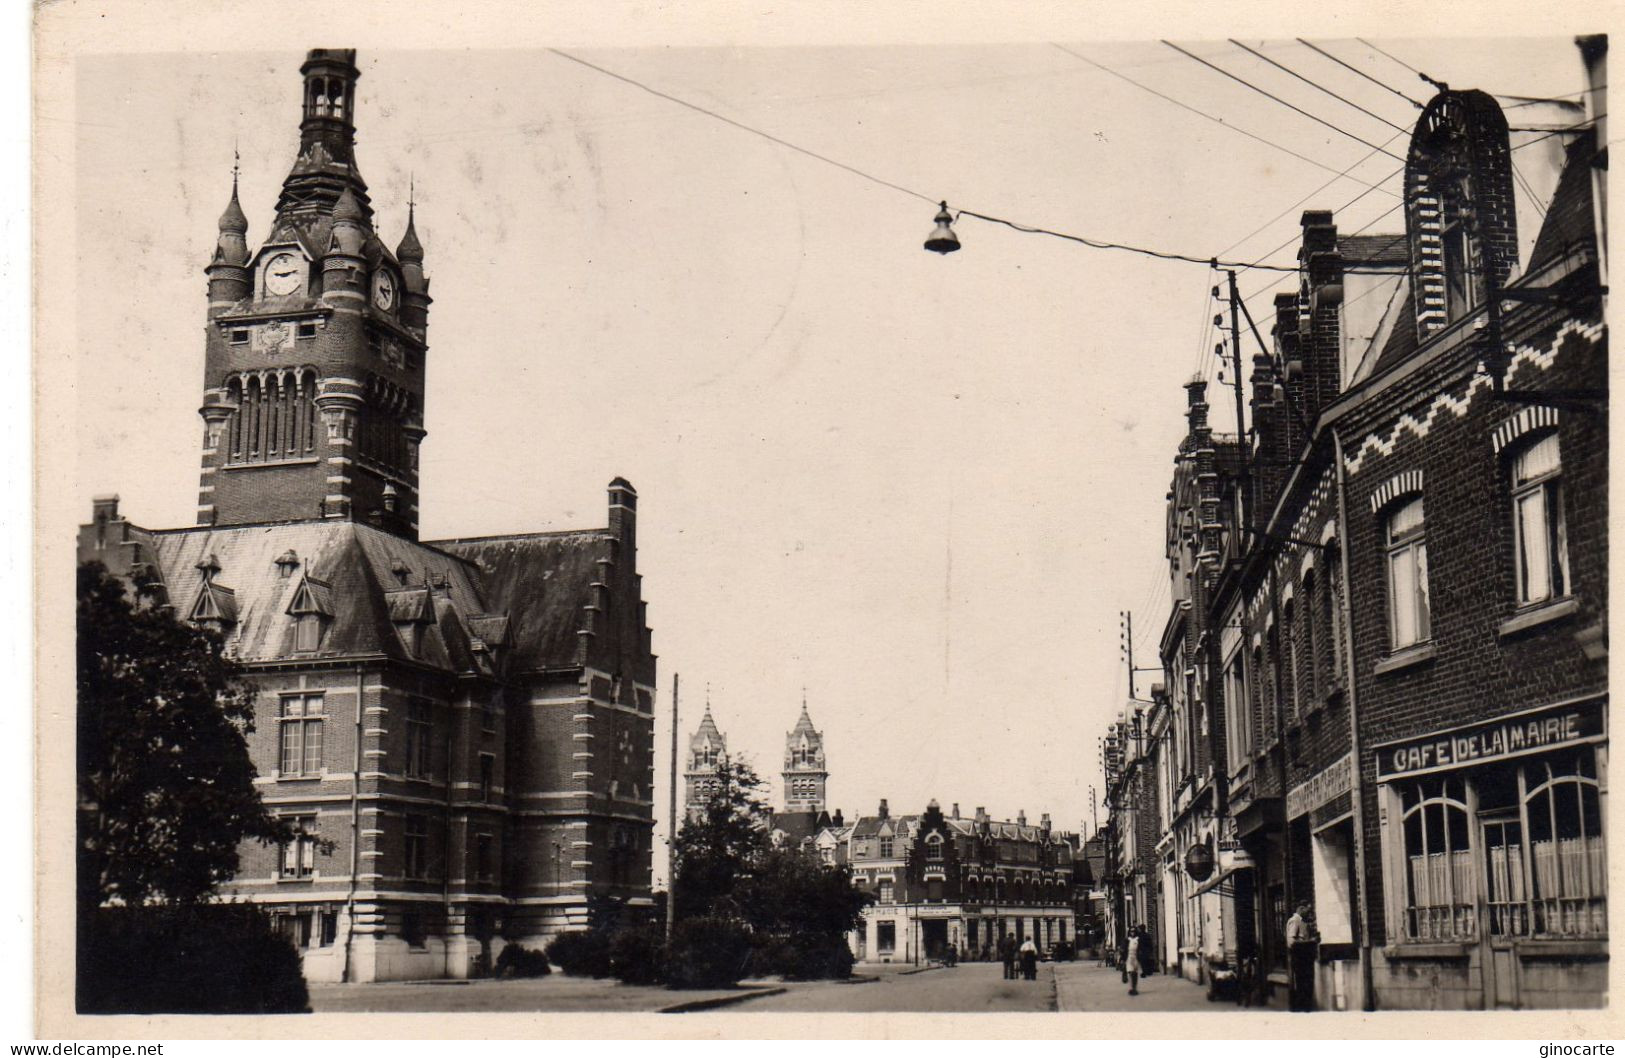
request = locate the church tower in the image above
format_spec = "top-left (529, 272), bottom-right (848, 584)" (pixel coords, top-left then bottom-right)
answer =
top-left (782, 695), bottom-right (828, 813)
top-left (684, 704), bottom-right (728, 822)
top-left (197, 49), bottom-right (432, 539)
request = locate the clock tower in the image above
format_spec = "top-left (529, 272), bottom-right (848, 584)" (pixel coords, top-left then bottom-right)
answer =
top-left (197, 49), bottom-right (431, 538)
top-left (782, 696), bottom-right (828, 814)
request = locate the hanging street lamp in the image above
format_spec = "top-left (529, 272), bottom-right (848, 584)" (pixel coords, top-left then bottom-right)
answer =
top-left (923, 201), bottom-right (960, 254)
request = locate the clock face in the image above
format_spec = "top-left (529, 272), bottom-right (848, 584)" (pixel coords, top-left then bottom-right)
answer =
top-left (264, 253), bottom-right (303, 296)
top-left (372, 270), bottom-right (397, 310)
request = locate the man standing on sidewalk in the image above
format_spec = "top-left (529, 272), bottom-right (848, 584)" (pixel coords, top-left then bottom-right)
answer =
top-left (1286, 902), bottom-right (1319, 1012)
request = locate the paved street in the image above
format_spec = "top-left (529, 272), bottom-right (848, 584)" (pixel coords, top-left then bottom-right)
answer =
top-left (306, 959), bottom-right (1254, 1014)
top-left (729, 962), bottom-right (1055, 1013)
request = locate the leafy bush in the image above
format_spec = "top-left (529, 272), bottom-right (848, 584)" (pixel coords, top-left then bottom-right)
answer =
top-left (494, 944), bottom-right (552, 978)
top-left (746, 930), bottom-right (855, 981)
top-left (666, 915), bottom-right (753, 990)
top-left (782, 933), bottom-right (855, 980)
top-left (78, 905), bottom-right (308, 1014)
top-left (610, 921), bottom-right (668, 986)
top-left (545, 928), bottom-right (614, 978)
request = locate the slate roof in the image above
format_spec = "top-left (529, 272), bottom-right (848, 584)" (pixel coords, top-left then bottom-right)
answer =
top-left (770, 809), bottom-right (830, 846)
top-left (149, 520), bottom-right (487, 669)
top-left (1340, 233), bottom-right (1409, 267)
top-left (1526, 136), bottom-right (1598, 274)
top-left (429, 529), bottom-right (615, 674)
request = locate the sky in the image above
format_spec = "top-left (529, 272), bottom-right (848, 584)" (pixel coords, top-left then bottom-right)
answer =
top-left (66, 34), bottom-right (1590, 872)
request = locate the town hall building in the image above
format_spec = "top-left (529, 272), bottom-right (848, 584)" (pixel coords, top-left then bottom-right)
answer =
top-left (77, 49), bottom-right (658, 982)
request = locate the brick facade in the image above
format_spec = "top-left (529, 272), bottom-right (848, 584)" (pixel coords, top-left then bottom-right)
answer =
top-left (77, 49), bottom-right (658, 982)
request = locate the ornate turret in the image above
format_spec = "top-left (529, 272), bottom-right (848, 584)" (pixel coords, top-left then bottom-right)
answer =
top-left (275, 48), bottom-right (371, 222)
top-left (396, 198), bottom-right (432, 334)
top-left (205, 172), bottom-right (252, 309)
top-left (781, 694), bottom-right (828, 813)
top-left (684, 701), bottom-right (729, 821)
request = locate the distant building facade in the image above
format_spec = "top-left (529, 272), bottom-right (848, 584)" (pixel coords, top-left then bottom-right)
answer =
top-left (833, 800), bottom-right (1079, 962)
top-left (78, 50), bottom-right (658, 983)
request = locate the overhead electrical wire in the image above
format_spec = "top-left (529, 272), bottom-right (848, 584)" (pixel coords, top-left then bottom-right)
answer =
top-left (1228, 39), bottom-right (1412, 133)
top-left (1355, 38), bottom-right (1424, 80)
top-left (546, 47), bottom-right (938, 206)
top-left (1161, 40), bottom-right (1408, 161)
top-left (1049, 43), bottom-right (1398, 192)
top-left (1215, 132), bottom-right (1408, 261)
top-left (1301, 39), bottom-right (1429, 109)
top-left (549, 47), bottom-right (1587, 281)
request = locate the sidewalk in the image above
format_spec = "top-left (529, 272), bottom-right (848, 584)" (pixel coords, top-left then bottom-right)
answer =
top-left (1053, 961), bottom-right (1243, 1013)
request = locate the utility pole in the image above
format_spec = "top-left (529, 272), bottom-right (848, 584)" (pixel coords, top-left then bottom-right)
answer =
top-left (1227, 270), bottom-right (1249, 532)
top-left (666, 672), bottom-right (680, 942)
top-left (1120, 610), bottom-right (1137, 700)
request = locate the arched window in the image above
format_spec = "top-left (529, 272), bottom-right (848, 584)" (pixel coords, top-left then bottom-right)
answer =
top-left (1509, 432), bottom-right (1569, 605)
top-left (1525, 754), bottom-right (1605, 936)
top-left (1398, 776), bottom-right (1474, 941)
top-left (1301, 573), bottom-right (1319, 703)
top-left (1281, 597), bottom-right (1300, 723)
top-left (1385, 496), bottom-right (1430, 649)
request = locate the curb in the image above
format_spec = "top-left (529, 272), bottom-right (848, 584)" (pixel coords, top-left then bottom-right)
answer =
top-left (659, 987), bottom-right (788, 1013)
top-left (896, 965), bottom-right (941, 976)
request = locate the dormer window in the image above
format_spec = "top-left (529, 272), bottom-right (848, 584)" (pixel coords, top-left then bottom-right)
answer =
top-left (286, 574), bottom-right (334, 654)
top-left (384, 585), bottom-right (433, 658)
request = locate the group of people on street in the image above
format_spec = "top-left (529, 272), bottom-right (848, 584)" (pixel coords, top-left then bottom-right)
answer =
top-left (997, 934), bottom-right (1040, 981)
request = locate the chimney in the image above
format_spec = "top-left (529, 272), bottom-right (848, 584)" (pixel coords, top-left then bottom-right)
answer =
top-left (1041, 812), bottom-right (1052, 836)
top-left (1017, 809), bottom-right (1027, 827)
top-left (832, 809), bottom-right (844, 828)
top-left (951, 803), bottom-right (960, 819)
top-left (92, 494), bottom-right (120, 524)
top-left (607, 477), bottom-right (637, 548)
top-left (878, 798), bottom-right (889, 820)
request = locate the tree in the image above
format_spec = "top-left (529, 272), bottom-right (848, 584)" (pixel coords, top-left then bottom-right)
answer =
top-left (669, 758), bottom-right (871, 982)
top-left (670, 756), bottom-right (771, 921)
top-left (76, 561), bottom-right (289, 910)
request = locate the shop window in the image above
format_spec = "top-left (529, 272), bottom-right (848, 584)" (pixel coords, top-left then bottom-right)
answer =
top-left (1385, 497), bottom-right (1431, 650)
top-left (1510, 433), bottom-right (1569, 606)
top-left (1524, 754), bottom-right (1605, 937)
top-left (1398, 777), bottom-right (1475, 941)
top-left (279, 694), bottom-right (324, 777)
top-left (877, 922), bottom-right (896, 953)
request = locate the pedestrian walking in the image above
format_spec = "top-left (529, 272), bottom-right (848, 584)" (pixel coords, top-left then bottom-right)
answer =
top-left (1000, 934), bottom-right (1017, 980)
top-left (1019, 937), bottom-right (1038, 981)
top-left (1123, 929), bottom-right (1141, 995)
top-left (1286, 902), bottom-right (1319, 1012)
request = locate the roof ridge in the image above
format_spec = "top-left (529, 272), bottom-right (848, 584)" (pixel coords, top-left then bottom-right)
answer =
top-left (427, 527), bottom-right (612, 546)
